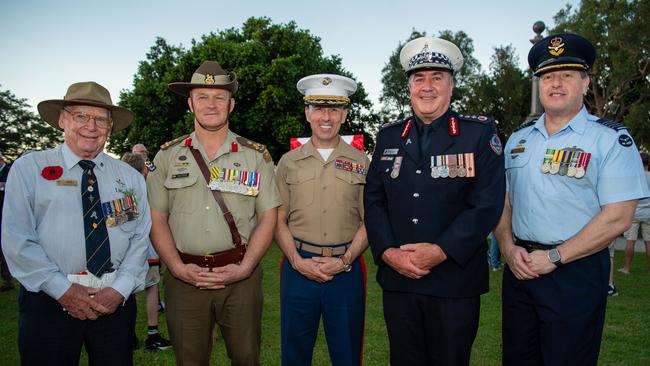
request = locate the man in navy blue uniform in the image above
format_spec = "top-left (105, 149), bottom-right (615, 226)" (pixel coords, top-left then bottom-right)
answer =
top-left (495, 33), bottom-right (649, 365)
top-left (364, 36), bottom-right (505, 365)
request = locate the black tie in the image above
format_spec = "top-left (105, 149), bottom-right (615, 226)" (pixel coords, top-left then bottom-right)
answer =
top-left (420, 124), bottom-right (433, 156)
top-left (79, 160), bottom-right (112, 277)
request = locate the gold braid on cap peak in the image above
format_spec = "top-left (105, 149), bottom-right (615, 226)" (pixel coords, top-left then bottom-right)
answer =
top-left (536, 63), bottom-right (588, 75)
top-left (303, 95), bottom-right (350, 105)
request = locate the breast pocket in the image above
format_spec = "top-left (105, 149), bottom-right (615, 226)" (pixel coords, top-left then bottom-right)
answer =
top-left (335, 170), bottom-right (365, 207)
top-left (164, 171), bottom-right (200, 214)
top-left (286, 170), bottom-right (316, 208)
top-left (505, 150), bottom-right (533, 170)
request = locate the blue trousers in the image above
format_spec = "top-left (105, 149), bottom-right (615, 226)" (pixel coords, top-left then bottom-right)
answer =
top-left (502, 249), bottom-right (609, 366)
top-left (280, 252), bottom-right (366, 366)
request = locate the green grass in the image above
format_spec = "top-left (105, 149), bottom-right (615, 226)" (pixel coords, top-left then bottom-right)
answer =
top-left (1, 247), bottom-right (649, 365)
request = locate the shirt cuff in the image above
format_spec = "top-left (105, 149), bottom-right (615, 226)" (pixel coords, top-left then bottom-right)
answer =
top-left (41, 273), bottom-right (72, 300)
top-left (110, 275), bottom-right (136, 299)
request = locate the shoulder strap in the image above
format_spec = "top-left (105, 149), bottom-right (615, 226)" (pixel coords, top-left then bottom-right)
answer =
top-left (187, 147), bottom-right (243, 249)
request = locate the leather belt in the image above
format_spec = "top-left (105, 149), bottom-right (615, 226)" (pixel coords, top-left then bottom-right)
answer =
top-left (178, 247), bottom-right (245, 268)
top-left (515, 238), bottom-right (559, 253)
top-left (294, 238), bottom-right (350, 257)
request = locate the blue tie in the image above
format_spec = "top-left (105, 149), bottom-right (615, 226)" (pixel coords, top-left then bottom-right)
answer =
top-left (79, 160), bottom-right (112, 277)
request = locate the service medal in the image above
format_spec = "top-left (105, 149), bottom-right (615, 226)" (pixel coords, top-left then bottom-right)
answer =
top-left (456, 153), bottom-right (467, 177)
top-left (391, 156), bottom-right (403, 179)
top-left (549, 149), bottom-right (561, 174)
top-left (567, 151), bottom-right (581, 177)
top-left (575, 152), bottom-right (591, 179)
top-left (430, 156), bottom-right (440, 178)
top-left (558, 150), bottom-right (570, 176)
top-left (448, 154), bottom-right (458, 178)
top-left (541, 149), bottom-right (554, 173)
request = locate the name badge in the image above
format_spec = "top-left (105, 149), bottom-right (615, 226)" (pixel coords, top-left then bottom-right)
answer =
top-left (56, 179), bottom-right (78, 186)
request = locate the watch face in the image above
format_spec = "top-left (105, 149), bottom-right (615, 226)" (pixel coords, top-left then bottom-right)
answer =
top-left (549, 248), bottom-right (561, 262)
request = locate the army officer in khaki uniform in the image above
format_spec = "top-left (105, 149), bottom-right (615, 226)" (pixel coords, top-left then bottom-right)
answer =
top-left (275, 74), bottom-right (369, 366)
top-left (147, 61), bottom-right (281, 366)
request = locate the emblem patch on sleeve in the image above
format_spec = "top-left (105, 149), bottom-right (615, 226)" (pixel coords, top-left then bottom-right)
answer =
top-left (489, 134), bottom-right (503, 156)
top-left (618, 134), bottom-right (633, 147)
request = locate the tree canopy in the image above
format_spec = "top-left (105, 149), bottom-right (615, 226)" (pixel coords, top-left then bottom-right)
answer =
top-left (0, 87), bottom-right (62, 161)
top-left (110, 17), bottom-right (377, 159)
top-left (552, 0), bottom-right (650, 149)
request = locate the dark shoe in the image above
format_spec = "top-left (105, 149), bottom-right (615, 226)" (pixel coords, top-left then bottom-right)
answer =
top-left (145, 334), bottom-right (172, 352)
top-left (0, 283), bottom-right (15, 292)
top-left (607, 285), bottom-right (619, 297)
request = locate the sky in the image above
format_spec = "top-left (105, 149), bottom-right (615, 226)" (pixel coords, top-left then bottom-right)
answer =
top-left (0, 0), bottom-right (580, 113)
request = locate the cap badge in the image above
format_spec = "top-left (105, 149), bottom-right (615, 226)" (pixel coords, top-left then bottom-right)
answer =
top-left (321, 77), bottom-right (332, 86)
top-left (548, 37), bottom-right (566, 56)
top-left (420, 44), bottom-right (430, 53)
top-left (204, 74), bottom-right (215, 85)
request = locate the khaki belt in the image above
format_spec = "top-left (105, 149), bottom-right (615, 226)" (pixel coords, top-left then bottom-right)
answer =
top-left (294, 238), bottom-right (350, 257)
top-left (178, 247), bottom-right (245, 268)
top-left (515, 238), bottom-right (559, 253)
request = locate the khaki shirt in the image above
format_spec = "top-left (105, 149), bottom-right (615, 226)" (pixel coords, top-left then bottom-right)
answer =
top-left (276, 138), bottom-right (370, 245)
top-left (147, 130), bottom-right (281, 255)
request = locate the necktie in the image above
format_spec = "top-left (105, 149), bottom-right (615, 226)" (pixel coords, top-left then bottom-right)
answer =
top-left (79, 160), bottom-right (112, 277)
top-left (420, 124), bottom-right (433, 156)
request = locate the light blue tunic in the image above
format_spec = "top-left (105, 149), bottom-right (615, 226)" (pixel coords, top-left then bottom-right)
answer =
top-left (1, 144), bottom-right (150, 300)
top-left (505, 107), bottom-right (650, 244)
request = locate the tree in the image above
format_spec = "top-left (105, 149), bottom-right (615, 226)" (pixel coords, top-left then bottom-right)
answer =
top-left (463, 45), bottom-right (531, 138)
top-left (552, 0), bottom-right (650, 148)
top-left (0, 87), bottom-right (62, 161)
top-left (110, 17), bottom-right (377, 159)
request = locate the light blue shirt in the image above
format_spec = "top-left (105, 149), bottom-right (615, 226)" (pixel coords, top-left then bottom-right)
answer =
top-left (1, 144), bottom-right (150, 300)
top-left (505, 107), bottom-right (650, 244)
top-left (634, 171), bottom-right (650, 219)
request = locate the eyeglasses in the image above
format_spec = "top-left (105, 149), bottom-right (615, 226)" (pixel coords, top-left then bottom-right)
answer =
top-left (63, 107), bottom-right (112, 129)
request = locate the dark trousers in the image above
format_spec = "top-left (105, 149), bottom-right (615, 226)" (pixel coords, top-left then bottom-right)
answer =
top-left (280, 253), bottom-right (366, 366)
top-left (383, 291), bottom-right (480, 366)
top-left (502, 249), bottom-right (609, 366)
top-left (18, 286), bottom-right (136, 366)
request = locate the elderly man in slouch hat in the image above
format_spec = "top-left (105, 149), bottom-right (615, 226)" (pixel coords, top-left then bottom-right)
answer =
top-left (495, 33), bottom-right (649, 366)
top-left (2, 81), bottom-right (150, 365)
top-left (147, 61), bottom-right (281, 365)
top-left (364, 37), bottom-right (505, 365)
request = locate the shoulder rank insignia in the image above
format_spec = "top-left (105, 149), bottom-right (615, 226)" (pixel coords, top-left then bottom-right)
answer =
top-left (595, 118), bottom-right (627, 132)
top-left (513, 120), bottom-right (536, 133)
top-left (236, 136), bottom-right (272, 162)
top-left (379, 117), bottom-right (409, 131)
top-left (160, 134), bottom-right (190, 150)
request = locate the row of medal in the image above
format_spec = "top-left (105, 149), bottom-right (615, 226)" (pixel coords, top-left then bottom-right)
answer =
top-left (541, 148), bottom-right (591, 178)
top-left (101, 194), bottom-right (139, 227)
top-left (430, 153), bottom-right (476, 178)
top-left (389, 153), bottom-right (476, 179)
top-left (335, 159), bottom-right (367, 175)
top-left (208, 166), bottom-right (260, 196)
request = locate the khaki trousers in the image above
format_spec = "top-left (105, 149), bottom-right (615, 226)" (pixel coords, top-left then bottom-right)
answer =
top-left (165, 265), bottom-right (263, 366)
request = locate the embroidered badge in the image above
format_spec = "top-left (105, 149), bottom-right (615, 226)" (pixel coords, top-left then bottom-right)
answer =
top-left (489, 134), bottom-right (503, 156)
top-left (618, 134), bottom-right (633, 147)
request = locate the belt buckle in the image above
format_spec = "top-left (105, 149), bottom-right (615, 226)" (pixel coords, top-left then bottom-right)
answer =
top-left (322, 247), bottom-right (334, 257)
top-left (203, 253), bottom-right (214, 267)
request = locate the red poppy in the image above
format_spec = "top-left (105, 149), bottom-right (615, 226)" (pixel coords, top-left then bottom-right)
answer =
top-left (185, 137), bottom-right (192, 147)
top-left (41, 166), bottom-right (63, 180)
top-left (231, 142), bottom-right (238, 152)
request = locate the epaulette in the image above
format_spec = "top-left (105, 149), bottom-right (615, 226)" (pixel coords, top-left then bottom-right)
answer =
top-left (595, 118), bottom-right (627, 132)
top-left (236, 136), bottom-right (272, 162)
top-left (513, 120), bottom-right (536, 133)
top-left (160, 134), bottom-right (190, 150)
top-left (457, 114), bottom-right (494, 124)
top-left (379, 117), bottom-right (409, 131)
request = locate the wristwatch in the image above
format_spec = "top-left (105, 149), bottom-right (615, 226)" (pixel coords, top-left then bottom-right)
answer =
top-left (548, 248), bottom-right (563, 267)
top-left (340, 257), bottom-right (352, 273)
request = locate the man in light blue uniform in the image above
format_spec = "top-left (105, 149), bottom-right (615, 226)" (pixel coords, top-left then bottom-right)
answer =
top-left (2, 82), bottom-right (149, 365)
top-left (495, 33), bottom-right (650, 366)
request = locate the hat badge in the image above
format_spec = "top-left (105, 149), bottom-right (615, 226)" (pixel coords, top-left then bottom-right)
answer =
top-left (204, 74), bottom-right (215, 85)
top-left (321, 77), bottom-right (332, 86)
top-left (548, 36), bottom-right (566, 56)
